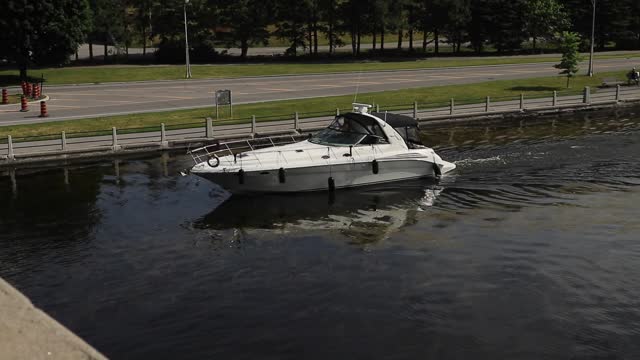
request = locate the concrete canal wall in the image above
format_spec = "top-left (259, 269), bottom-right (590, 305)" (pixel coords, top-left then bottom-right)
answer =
top-left (0, 278), bottom-right (107, 359)
top-left (1, 85), bottom-right (639, 168)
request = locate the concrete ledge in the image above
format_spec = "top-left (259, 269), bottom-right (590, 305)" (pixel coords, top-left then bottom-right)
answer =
top-left (0, 277), bottom-right (107, 360)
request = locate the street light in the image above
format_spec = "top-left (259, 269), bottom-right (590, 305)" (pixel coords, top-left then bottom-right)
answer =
top-left (588, 0), bottom-right (596, 77)
top-left (183, 0), bottom-right (192, 79)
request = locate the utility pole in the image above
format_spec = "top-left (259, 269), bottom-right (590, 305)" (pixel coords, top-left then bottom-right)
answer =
top-left (183, 0), bottom-right (192, 79)
top-left (588, 0), bottom-right (596, 77)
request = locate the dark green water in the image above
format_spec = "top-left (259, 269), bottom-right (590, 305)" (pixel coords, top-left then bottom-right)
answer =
top-left (1, 108), bottom-right (640, 359)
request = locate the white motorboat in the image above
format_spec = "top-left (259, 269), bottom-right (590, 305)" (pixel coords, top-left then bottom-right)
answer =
top-left (188, 103), bottom-right (455, 194)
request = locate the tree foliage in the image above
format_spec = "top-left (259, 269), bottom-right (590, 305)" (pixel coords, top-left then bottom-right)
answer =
top-left (0, 0), bottom-right (91, 77)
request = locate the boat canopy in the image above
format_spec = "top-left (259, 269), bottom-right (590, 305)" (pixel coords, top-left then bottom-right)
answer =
top-left (371, 112), bottom-right (424, 148)
top-left (371, 112), bottom-right (418, 128)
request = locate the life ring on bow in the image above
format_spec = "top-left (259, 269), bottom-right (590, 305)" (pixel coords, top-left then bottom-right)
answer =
top-left (207, 155), bottom-right (220, 168)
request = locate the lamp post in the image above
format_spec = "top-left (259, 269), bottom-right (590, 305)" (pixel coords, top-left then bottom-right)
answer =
top-left (183, 0), bottom-right (192, 79)
top-left (587, 0), bottom-right (596, 77)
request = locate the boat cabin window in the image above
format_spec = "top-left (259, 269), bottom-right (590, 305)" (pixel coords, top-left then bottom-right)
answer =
top-left (394, 126), bottom-right (424, 148)
top-left (309, 115), bottom-right (388, 146)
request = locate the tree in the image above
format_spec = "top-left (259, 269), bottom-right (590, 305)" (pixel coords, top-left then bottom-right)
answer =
top-left (0, 0), bottom-right (91, 79)
top-left (555, 31), bottom-right (582, 87)
top-left (525, 0), bottom-right (568, 52)
top-left (219, 0), bottom-right (272, 58)
top-left (89, 0), bottom-right (128, 61)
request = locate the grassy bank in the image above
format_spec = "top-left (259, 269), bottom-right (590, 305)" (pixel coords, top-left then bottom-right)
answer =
top-left (1, 52), bottom-right (638, 86)
top-left (0, 70), bottom-right (629, 140)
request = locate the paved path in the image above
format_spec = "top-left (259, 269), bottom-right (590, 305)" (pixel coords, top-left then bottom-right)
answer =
top-left (0, 57), bottom-right (638, 126)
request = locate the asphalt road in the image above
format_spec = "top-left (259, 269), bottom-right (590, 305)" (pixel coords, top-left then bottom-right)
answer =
top-left (0, 57), bottom-right (637, 126)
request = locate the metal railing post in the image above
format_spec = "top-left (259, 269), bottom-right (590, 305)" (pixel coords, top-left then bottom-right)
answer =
top-left (160, 123), bottom-right (168, 148)
top-left (520, 94), bottom-right (524, 110)
top-left (450, 98), bottom-right (454, 115)
top-left (336, 108), bottom-right (340, 116)
top-left (61, 131), bottom-right (67, 151)
top-left (616, 85), bottom-right (621, 102)
top-left (251, 115), bottom-right (256, 136)
top-left (485, 96), bottom-right (490, 112)
top-left (7, 135), bottom-right (14, 160)
top-left (583, 86), bottom-right (591, 104)
top-left (294, 112), bottom-right (299, 130)
top-left (376, 104), bottom-right (380, 112)
top-left (205, 117), bottom-right (214, 138)
top-left (413, 101), bottom-right (418, 119)
top-left (112, 127), bottom-right (120, 151)
top-left (553, 91), bottom-right (557, 107)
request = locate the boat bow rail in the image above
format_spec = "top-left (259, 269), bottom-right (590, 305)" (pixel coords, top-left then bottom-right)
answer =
top-left (188, 134), bottom-right (309, 165)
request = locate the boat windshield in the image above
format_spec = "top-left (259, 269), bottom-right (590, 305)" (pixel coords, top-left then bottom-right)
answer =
top-left (309, 115), bottom-right (387, 146)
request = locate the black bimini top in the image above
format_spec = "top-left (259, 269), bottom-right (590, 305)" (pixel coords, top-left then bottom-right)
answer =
top-left (370, 112), bottom-right (418, 128)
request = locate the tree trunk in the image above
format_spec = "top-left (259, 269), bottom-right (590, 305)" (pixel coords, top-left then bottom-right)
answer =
top-left (19, 64), bottom-right (27, 80)
top-left (397, 29), bottom-right (403, 49)
top-left (104, 43), bottom-right (108, 62)
top-left (381, 28), bottom-right (385, 52)
top-left (566, 75), bottom-right (570, 88)
top-left (373, 27), bottom-right (377, 50)
top-left (329, 22), bottom-right (334, 55)
top-left (313, 21), bottom-right (318, 55)
top-left (241, 39), bottom-right (248, 58)
top-left (308, 22), bottom-right (313, 55)
top-left (89, 41), bottom-right (94, 61)
top-left (357, 27), bottom-right (361, 55)
top-left (351, 30), bottom-right (357, 55)
top-left (423, 29), bottom-right (427, 52)
top-left (142, 27), bottom-right (147, 56)
top-left (75, 50), bottom-right (79, 61)
top-left (434, 28), bottom-right (439, 54)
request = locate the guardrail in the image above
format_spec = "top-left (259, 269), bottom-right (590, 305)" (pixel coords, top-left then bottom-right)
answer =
top-left (1, 85), bottom-right (639, 164)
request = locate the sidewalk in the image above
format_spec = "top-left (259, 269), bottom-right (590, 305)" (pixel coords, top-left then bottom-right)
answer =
top-left (0, 277), bottom-right (107, 360)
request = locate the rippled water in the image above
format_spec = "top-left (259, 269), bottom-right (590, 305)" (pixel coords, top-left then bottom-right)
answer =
top-left (1, 108), bottom-right (640, 359)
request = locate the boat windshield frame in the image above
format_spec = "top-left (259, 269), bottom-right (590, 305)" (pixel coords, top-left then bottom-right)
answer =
top-left (309, 114), bottom-right (389, 147)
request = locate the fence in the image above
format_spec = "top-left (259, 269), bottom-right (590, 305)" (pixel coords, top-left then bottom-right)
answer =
top-left (1, 85), bottom-right (640, 163)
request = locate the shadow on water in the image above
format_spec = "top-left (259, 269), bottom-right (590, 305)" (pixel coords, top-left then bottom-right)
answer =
top-left (194, 178), bottom-right (443, 244)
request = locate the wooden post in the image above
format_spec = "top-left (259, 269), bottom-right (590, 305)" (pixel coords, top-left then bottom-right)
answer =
top-left (450, 98), bottom-right (454, 115)
top-left (61, 131), bottom-right (67, 151)
top-left (7, 135), bottom-right (14, 160)
top-left (112, 127), bottom-right (120, 151)
top-left (616, 85), bottom-right (621, 102)
top-left (294, 112), bottom-right (299, 130)
top-left (251, 115), bottom-right (256, 136)
top-left (553, 91), bottom-right (557, 107)
top-left (160, 123), bottom-right (168, 148)
top-left (413, 101), bottom-right (418, 119)
top-left (205, 117), bottom-right (214, 138)
top-left (583, 86), bottom-right (591, 104)
top-left (485, 96), bottom-right (490, 112)
top-left (520, 93), bottom-right (524, 110)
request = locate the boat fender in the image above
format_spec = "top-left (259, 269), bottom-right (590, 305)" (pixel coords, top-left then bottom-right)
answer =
top-left (372, 159), bottom-right (379, 174)
top-left (207, 155), bottom-right (220, 168)
top-left (278, 168), bottom-right (286, 183)
top-left (328, 177), bottom-right (335, 192)
top-left (433, 163), bottom-right (442, 177)
top-left (238, 169), bottom-right (245, 184)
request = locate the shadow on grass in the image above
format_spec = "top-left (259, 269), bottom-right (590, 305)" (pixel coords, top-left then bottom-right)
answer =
top-left (509, 86), bottom-right (559, 92)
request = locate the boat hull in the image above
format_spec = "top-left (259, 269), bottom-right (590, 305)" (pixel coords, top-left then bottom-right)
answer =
top-left (193, 159), bottom-right (439, 194)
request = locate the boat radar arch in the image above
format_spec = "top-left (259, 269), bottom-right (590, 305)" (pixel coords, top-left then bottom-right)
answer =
top-left (352, 103), bottom-right (372, 114)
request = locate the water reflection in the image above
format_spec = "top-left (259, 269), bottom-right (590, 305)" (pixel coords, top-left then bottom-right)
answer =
top-left (195, 179), bottom-right (444, 244)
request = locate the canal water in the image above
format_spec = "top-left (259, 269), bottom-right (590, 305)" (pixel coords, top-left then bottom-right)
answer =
top-left (1, 108), bottom-right (640, 359)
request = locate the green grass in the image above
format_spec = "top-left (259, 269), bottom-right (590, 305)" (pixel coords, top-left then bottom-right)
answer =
top-left (0, 70), bottom-right (628, 141)
top-left (1, 52), bottom-right (638, 87)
